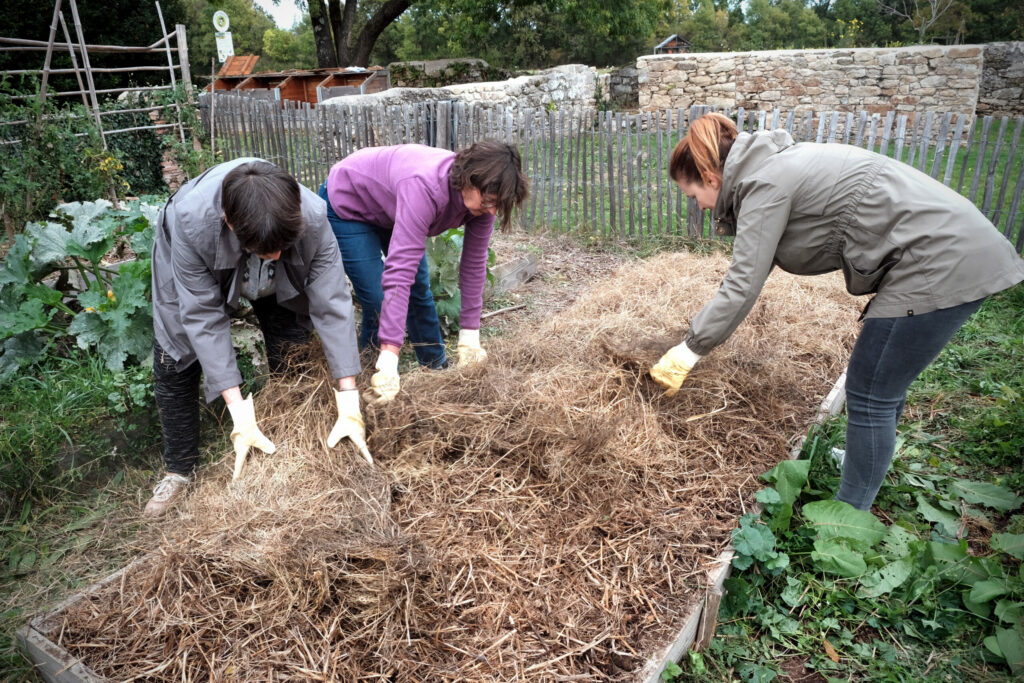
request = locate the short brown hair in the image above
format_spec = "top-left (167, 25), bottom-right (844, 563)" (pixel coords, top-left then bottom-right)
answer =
top-left (669, 112), bottom-right (738, 187)
top-left (449, 141), bottom-right (529, 231)
top-left (221, 162), bottom-right (304, 254)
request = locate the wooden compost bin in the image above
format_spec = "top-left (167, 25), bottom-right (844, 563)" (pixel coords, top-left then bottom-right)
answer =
top-left (18, 376), bottom-right (848, 683)
top-left (18, 254), bottom-right (857, 681)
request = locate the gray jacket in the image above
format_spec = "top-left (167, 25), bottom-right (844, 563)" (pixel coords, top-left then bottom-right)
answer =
top-left (686, 130), bottom-right (1024, 355)
top-left (152, 158), bottom-right (361, 401)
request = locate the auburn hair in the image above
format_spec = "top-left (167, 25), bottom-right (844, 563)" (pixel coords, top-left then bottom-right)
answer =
top-left (669, 112), bottom-right (738, 187)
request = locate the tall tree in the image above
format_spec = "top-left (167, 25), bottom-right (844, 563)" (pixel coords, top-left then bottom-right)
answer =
top-left (310, 0), bottom-right (415, 67)
top-left (877, 0), bottom-right (956, 42)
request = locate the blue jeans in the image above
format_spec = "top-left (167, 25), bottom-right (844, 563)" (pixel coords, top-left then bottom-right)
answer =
top-left (837, 297), bottom-right (985, 510)
top-left (318, 182), bottom-right (446, 368)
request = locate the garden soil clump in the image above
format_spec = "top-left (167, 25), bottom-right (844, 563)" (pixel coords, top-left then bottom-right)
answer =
top-left (53, 251), bottom-right (861, 681)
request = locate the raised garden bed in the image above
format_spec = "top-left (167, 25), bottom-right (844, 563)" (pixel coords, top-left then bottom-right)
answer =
top-left (19, 251), bottom-right (860, 681)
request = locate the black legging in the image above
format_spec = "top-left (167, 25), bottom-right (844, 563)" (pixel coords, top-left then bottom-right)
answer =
top-left (153, 296), bottom-right (310, 475)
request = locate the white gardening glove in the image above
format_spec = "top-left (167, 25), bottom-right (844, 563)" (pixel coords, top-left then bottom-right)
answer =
top-left (227, 393), bottom-right (277, 481)
top-left (367, 349), bottom-right (400, 404)
top-left (328, 388), bottom-right (373, 464)
top-left (650, 341), bottom-right (703, 396)
top-left (457, 328), bottom-right (488, 366)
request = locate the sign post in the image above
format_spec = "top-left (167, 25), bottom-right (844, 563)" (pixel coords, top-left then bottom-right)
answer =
top-left (212, 11), bottom-right (233, 63)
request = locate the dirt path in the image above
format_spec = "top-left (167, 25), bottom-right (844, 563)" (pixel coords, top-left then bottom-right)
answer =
top-left (484, 230), bottom-right (634, 334)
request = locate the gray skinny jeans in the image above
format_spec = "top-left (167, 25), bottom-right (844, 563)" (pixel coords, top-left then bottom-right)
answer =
top-left (837, 297), bottom-right (985, 510)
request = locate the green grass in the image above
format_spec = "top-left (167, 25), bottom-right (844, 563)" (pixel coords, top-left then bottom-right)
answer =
top-left (667, 284), bottom-right (1024, 682)
top-left (0, 331), bottom-right (268, 680)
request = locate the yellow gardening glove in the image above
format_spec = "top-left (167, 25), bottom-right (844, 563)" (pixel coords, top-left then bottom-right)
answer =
top-left (457, 328), bottom-right (488, 366)
top-left (367, 349), bottom-right (400, 404)
top-left (328, 388), bottom-right (374, 464)
top-left (227, 393), bottom-right (276, 481)
top-left (650, 341), bottom-right (703, 397)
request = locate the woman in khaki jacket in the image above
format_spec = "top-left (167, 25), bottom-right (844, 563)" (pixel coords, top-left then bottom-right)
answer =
top-left (651, 112), bottom-right (1024, 511)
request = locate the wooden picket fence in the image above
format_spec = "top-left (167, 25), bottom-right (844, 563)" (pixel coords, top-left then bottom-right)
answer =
top-left (201, 93), bottom-right (1024, 252)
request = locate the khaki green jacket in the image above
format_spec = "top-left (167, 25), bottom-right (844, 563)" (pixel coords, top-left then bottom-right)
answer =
top-left (685, 130), bottom-right (1024, 356)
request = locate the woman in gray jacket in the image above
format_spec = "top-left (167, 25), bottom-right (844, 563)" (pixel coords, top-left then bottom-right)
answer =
top-left (651, 112), bottom-right (1024, 511)
top-left (148, 159), bottom-right (372, 517)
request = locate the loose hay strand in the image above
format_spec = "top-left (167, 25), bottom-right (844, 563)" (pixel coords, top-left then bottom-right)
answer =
top-left (55, 252), bottom-right (859, 681)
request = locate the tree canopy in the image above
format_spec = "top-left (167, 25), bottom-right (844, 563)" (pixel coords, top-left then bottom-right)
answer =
top-left (3, 0), bottom-right (1021, 86)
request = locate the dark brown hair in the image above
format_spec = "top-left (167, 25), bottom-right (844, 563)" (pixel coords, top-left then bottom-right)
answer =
top-left (669, 112), bottom-right (738, 187)
top-left (449, 141), bottom-right (529, 231)
top-left (221, 162), bottom-right (304, 254)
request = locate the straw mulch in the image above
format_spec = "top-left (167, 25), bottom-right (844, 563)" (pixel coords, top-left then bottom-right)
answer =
top-left (54, 252), bottom-right (861, 681)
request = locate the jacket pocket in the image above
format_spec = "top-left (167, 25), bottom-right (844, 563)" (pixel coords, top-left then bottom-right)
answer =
top-left (841, 249), bottom-right (902, 295)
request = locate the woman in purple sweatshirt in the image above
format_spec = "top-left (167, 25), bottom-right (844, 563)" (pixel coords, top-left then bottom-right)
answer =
top-left (319, 141), bottom-right (528, 403)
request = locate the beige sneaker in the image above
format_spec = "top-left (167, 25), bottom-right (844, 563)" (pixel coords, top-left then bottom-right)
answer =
top-left (144, 473), bottom-right (190, 517)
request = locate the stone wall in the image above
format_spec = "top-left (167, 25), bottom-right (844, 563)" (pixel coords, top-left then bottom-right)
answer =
top-left (387, 58), bottom-right (510, 88)
top-left (322, 64), bottom-right (597, 113)
top-left (607, 65), bottom-right (639, 109)
top-left (978, 42), bottom-right (1024, 118)
top-left (638, 45), bottom-right (987, 119)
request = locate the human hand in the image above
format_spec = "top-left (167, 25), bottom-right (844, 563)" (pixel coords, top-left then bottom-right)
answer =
top-left (457, 328), bottom-right (488, 366)
top-left (367, 349), bottom-right (400, 404)
top-left (650, 341), bottom-right (702, 396)
top-left (328, 388), bottom-right (373, 464)
top-left (227, 393), bottom-right (277, 480)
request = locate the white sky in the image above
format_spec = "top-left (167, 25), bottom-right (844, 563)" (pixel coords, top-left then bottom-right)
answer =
top-left (252, 0), bottom-right (304, 29)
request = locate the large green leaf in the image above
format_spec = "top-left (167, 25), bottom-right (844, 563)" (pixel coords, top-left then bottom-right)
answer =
top-left (916, 495), bottom-right (960, 538)
top-left (995, 600), bottom-right (1024, 626)
top-left (996, 627), bottom-right (1024, 674)
top-left (992, 533), bottom-right (1024, 560)
top-left (0, 299), bottom-right (54, 337)
top-left (970, 579), bottom-right (1010, 604)
top-left (0, 235), bottom-right (35, 291)
top-left (882, 524), bottom-right (919, 558)
top-left (762, 459), bottom-right (810, 505)
top-left (25, 221), bottom-right (70, 272)
top-left (811, 538), bottom-right (867, 577)
top-left (0, 333), bottom-right (48, 383)
top-left (925, 540), bottom-right (998, 586)
top-left (856, 558), bottom-right (913, 598)
top-left (951, 480), bottom-right (1023, 513)
top-left (801, 500), bottom-right (887, 545)
top-left (962, 589), bottom-right (993, 618)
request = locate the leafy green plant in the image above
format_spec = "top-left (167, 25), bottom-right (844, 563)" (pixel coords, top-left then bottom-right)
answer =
top-left (0, 77), bottom-right (116, 237)
top-left (424, 227), bottom-right (497, 337)
top-left (0, 198), bottom-right (160, 380)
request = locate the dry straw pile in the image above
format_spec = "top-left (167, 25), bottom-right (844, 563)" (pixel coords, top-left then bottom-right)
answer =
top-left (55, 252), bottom-right (860, 681)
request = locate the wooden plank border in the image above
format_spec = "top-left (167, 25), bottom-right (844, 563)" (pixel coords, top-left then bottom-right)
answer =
top-left (20, 371), bottom-right (849, 683)
top-left (637, 370), bottom-right (847, 682)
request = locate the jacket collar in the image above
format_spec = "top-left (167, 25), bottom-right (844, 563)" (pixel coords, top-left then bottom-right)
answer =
top-left (712, 129), bottom-right (795, 236)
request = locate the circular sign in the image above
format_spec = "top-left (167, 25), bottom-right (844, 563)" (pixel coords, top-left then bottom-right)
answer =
top-left (212, 10), bottom-right (230, 32)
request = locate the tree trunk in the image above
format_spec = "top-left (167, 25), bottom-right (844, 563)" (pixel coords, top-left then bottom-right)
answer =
top-left (328, 0), bottom-right (352, 65)
top-left (351, 0), bottom-right (413, 66)
top-left (309, 0), bottom-right (337, 68)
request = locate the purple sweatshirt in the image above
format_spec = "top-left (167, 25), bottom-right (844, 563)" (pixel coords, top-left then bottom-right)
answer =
top-left (325, 144), bottom-right (495, 349)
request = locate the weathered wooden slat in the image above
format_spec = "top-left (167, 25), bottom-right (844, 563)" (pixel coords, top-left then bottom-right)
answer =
top-left (982, 117), bottom-right (1010, 217)
top-left (622, 113), bottom-right (630, 236)
top-left (992, 117), bottom-right (1023, 230)
top-left (879, 111), bottom-right (895, 157)
top-left (969, 116), bottom-right (994, 202)
top-left (893, 115), bottom-right (907, 162)
top-left (942, 114), bottom-right (967, 187)
top-left (930, 112), bottom-right (953, 179)
top-left (656, 110), bottom-right (664, 235)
